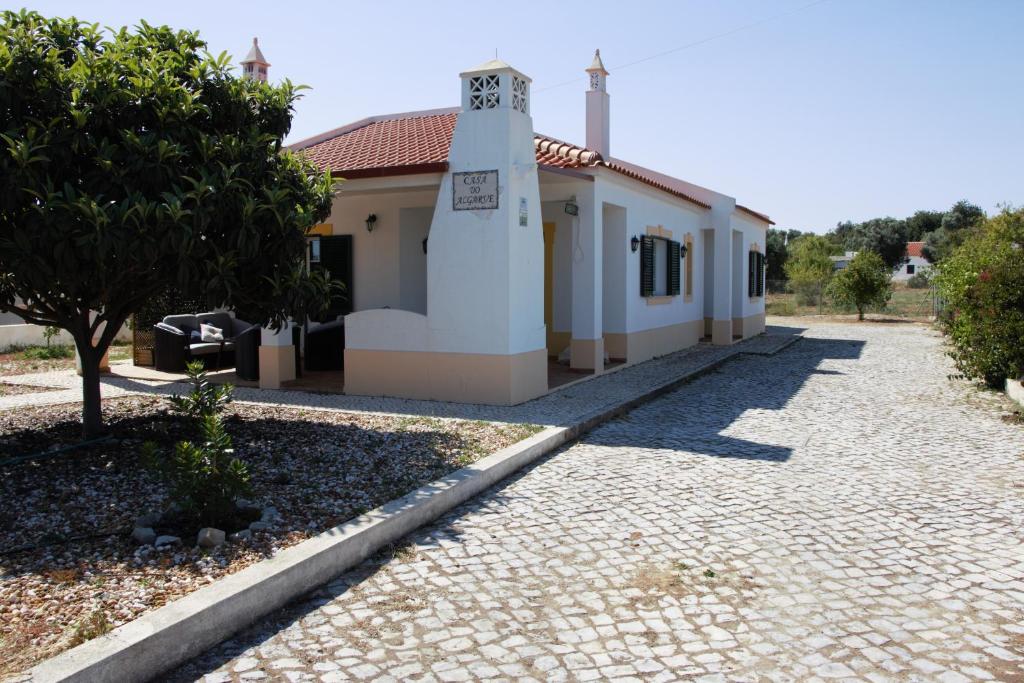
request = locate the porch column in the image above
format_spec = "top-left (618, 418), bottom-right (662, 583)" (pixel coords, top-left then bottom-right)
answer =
top-left (711, 199), bottom-right (735, 346)
top-left (570, 187), bottom-right (604, 372)
top-left (258, 322), bottom-right (296, 389)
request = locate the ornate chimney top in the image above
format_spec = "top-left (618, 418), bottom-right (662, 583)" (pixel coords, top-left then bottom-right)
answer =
top-left (241, 37), bottom-right (270, 82)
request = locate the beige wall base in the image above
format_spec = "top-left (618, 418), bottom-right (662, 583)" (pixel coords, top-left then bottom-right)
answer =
top-left (605, 319), bottom-right (702, 365)
top-left (259, 345), bottom-right (296, 389)
top-left (703, 317), bottom-right (712, 338)
top-left (547, 330), bottom-right (571, 358)
top-left (712, 319), bottom-right (733, 346)
top-left (570, 338), bottom-right (604, 372)
top-left (739, 312), bottom-right (766, 338)
top-left (344, 348), bottom-right (548, 405)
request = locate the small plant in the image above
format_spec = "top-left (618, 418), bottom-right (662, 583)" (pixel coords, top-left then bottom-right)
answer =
top-left (20, 343), bottom-right (73, 360)
top-left (42, 325), bottom-right (59, 347)
top-left (906, 271), bottom-right (931, 289)
top-left (170, 361), bottom-right (233, 420)
top-left (703, 569), bottom-right (717, 578)
top-left (144, 414), bottom-right (252, 528)
top-left (68, 609), bottom-right (112, 646)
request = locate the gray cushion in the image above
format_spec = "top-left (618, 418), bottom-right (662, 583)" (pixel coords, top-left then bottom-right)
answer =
top-left (197, 312), bottom-right (233, 334)
top-left (186, 342), bottom-right (224, 355)
top-left (162, 314), bottom-right (198, 331)
top-left (155, 322), bottom-right (184, 335)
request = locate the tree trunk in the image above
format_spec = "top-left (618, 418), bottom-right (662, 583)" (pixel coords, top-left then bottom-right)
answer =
top-left (75, 337), bottom-right (105, 438)
top-left (857, 306), bottom-right (865, 321)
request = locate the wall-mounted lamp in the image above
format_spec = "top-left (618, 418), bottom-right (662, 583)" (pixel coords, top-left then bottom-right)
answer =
top-left (365, 213), bottom-right (378, 233)
top-left (680, 243), bottom-right (688, 259)
top-left (422, 236), bottom-right (428, 254)
top-left (630, 235), bottom-right (640, 253)
top-left (564, 201), bottom-right (579, 216)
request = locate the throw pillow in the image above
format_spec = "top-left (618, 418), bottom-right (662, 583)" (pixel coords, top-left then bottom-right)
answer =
top-left (200, 324), bottom-right (224, 342)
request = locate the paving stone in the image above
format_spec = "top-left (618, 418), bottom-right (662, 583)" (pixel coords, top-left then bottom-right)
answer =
top-left (161, 322), bottom-right (1024, 681)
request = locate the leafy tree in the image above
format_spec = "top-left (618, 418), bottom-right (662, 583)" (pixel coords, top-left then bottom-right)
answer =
top-left (934, 207), bottom-right (1024, 387)
top-left (905, 210), bottom-right (944, 242)
top-left (826, 251), bottom-right (892, 320)
top-left (785, 235), bottom-right (837, 307)
top-left (0, 11), bottom-right (335, 435)
top-left (922, 200), bottom-right (985, 263)
top-left (848, 217), bottom-right (909, 271)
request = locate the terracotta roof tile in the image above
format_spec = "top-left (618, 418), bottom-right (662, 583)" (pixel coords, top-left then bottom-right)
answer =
top-left (906, 241), bottom-right (925, 258)
top-left (736, 204), bottom-right (776, 225)
top-left (292, 110), bottom-right (720, 210)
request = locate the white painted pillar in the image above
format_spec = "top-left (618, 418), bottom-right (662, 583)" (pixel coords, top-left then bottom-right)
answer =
top-left (710, 198), bottom-right (736, 345)
top-left (258, 322), bottom-right (296, 389)
top-left (570, 185), bottom-right (604, 371)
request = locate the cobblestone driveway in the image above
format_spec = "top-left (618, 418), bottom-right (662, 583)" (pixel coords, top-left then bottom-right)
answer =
top-left (176, 322), bottom-right (1024, 682)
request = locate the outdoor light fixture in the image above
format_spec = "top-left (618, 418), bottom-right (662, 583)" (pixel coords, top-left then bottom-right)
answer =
top-left (680, 243), bottom-right (688, 258)
top-left (630, 235), bottom-right (640, 253)
top-left (422, 236), bottom-right (428, 254)
top-left (365, 213), bottom-right (378, 233)
top-left (564, 201), bottom-right (579, 216)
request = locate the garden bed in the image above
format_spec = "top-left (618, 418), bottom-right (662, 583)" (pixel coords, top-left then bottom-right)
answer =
top-left (0, 395), bottom-right (540, 677)
top-left (0, 343), bottom-right (131, 378)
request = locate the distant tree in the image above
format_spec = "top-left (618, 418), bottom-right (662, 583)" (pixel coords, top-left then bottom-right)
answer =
top-left (849, 217), bottom-right (909, 271)
top-left (922, 200), bottom-right (986, 263)
top-left (785, 235), bottom-right (837, 307)
top-left (905, 210), bottom-right (944, 242)
top-left (826, 251), bottom-right (892, 321)
top-left (766, 228), bottom-right (794, 287)
top-left (0, 11), bottom-right (336, 436)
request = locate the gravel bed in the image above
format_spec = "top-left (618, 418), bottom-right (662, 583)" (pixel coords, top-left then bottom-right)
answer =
top-left (0, 395), bottom-right (540, 677)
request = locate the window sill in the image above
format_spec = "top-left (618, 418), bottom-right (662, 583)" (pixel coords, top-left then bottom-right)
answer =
top-left (645, 296), bottom-right (675, 306)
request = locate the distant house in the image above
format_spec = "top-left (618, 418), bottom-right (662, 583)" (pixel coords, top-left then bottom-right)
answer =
top-left (831, 251), bottom-right (857, 270)
top-left (892, 241), bottom-right (930, 282)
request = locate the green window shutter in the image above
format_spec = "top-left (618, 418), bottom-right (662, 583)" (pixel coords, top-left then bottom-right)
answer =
top-left (640, 235), bottom-right (655, 297)
top-left (668, 240), bottom-right (681, 296)
top-left (748, 251), bottom-right (756, 297)
top-left (314, 235), bottom-right (353, 320)
top-left (756, 253), bottom-right (765, 296)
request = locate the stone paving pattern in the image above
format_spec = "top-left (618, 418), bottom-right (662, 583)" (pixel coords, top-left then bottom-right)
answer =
top-left (168, 322), bottom-right (1024, 682)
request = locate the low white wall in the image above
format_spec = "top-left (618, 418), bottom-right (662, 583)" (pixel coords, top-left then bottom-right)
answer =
top-left (0, 323), bottom-right (131, 352)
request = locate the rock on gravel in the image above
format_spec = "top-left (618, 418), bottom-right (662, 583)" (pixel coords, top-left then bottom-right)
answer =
top-left (196, 528), bottom-right (225, 548)
top-left (132, 527), bottom-right (157, 545)
top-left (154, 535), bottom-right (181, 547)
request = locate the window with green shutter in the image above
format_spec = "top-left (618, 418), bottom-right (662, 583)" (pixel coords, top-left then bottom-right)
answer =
top-left (312, 235), bottom-right (353, 321)
top-left (640, 235), bottom-right (655, 297)
top-left (668, 240), bottom-right (681, 296)
top-left (748, 251), bottom-right (757, 297)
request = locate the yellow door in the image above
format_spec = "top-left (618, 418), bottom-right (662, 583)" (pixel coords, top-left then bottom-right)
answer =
top-left (543, 222), bottom-right (556, 355)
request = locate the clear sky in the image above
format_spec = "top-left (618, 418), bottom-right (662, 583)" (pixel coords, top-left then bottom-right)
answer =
top-left (20, 0), bottom-right (1024, 232)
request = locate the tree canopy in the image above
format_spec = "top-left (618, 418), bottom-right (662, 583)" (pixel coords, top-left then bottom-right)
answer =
top-left (0, 11), bottom-right (336, 435)
top-left (826, 251), bottom-right (892, 320)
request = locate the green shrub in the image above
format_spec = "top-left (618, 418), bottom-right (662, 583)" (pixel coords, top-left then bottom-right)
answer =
top-left (826, 251), bottom-right (892, 320)
top-left (144, 414), bottom-right (251, 527)
top-left (906, 271), bottom-right (931, 289)
top-left (20, 344), bottom-right (73, 360)
top-left (147, 361), bottom-right (248, 527)
top-left (170, 361), bottom-right (233, 420)
top-left (935, 207), bottom-right (1024, 387)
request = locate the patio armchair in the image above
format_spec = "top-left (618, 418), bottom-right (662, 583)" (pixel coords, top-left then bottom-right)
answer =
top-left (304, 319), bottom-right (345, 371)
top-left (233, 324), bottom-right (262, 381)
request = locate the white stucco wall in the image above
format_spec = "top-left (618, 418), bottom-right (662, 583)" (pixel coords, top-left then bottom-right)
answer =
top-left (398, 207), bottom-right (432, 314)
top-left (593, 174), bottom-right (707, 335)
top-left (326, 182), bottom-right (440, 313)
top-left (892, 255), bottom-right (931, 282)
top-left (731, 211), bottom-right (770, 318)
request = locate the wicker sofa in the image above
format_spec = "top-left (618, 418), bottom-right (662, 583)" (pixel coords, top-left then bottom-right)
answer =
top-left (152, 312), bottom-right (255, 373)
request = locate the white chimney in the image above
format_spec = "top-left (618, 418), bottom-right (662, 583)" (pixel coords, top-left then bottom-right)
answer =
top-left (585, 49), bottom-right (610, 157)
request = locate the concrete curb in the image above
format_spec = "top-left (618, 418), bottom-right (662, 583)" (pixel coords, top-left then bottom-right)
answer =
top-left (29, 334), bottom-right (800, 683)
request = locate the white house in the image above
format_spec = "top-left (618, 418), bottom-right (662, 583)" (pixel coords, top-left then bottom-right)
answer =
top-left (892, 241), bottom-right (930, 282)
top-left (280, 50), bottom-right (772, 405)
